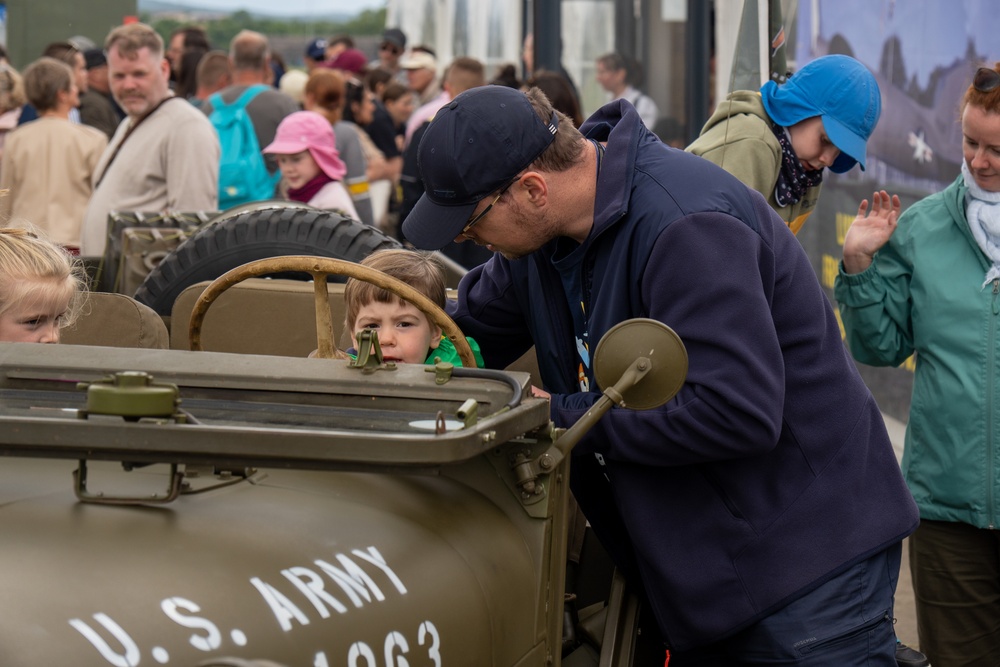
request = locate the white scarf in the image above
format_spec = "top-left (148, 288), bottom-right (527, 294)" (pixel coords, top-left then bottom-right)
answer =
top-left (963, 161), bottom-right (1000, 288)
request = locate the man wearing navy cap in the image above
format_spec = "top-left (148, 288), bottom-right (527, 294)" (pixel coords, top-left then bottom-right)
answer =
top-left (304, 38), bottom-right (327, 71)
top-left (402, 84), bottom-right (918, 665)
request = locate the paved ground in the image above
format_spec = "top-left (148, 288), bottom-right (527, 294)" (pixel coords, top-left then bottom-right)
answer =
top-left (883, 414), bottom-right (920, 651)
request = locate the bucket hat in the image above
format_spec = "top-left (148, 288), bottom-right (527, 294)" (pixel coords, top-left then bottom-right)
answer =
top-left (263, 111), bottom-right (346, 182)
top-left (401, 85), bottom-right (559, 250)
top-left (761, 54), bottom-right (881, 173)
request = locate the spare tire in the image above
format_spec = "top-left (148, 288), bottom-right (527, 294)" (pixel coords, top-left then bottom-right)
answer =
top-left (134, 207), bottom-right (400, 315)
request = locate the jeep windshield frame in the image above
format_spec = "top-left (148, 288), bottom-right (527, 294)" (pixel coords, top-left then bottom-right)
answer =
top-left (0, 343), bottom-right (550, 472)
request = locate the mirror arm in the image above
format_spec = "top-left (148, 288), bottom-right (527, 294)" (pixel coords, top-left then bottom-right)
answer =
top-left (513, 357), bottom-right (653, 495)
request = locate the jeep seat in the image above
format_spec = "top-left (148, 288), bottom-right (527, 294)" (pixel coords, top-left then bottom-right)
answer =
top-left (61, 292), bottom-right (169, 349)
top-left (170, 278), bottom-right (541, 382)
top-left (170, 278), bottom-right (351, 357)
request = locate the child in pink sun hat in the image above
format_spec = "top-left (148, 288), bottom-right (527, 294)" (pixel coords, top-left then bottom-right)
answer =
top-left (264, 110), bottom-right (359, 219)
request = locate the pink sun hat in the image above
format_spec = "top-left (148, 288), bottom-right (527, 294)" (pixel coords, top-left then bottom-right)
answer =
top-left (263, 111), bottom-right (346, 181)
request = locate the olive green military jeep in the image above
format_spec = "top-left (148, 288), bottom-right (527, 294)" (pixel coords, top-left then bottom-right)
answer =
top-left (0, 254), bottom-right (687, 666)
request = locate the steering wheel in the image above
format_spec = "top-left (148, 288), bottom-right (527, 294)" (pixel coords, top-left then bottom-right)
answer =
top-left (188, 255), bottom-right (476, 367)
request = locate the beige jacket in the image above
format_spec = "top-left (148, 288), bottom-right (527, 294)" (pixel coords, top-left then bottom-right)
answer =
top-left (0, 118), bottom-right (107, 246)
top-left (81, 97), bottom-right (220, 256)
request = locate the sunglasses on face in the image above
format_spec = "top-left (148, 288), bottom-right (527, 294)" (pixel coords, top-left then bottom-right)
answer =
top-left (974, 67), bottom-right (1000, 93)
top-left (380, 43), bottom-right (400, 56)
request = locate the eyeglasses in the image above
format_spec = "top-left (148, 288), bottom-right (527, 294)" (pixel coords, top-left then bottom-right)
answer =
top-left (974, 67), bottom-right (1000, 93)
top-left (461, 180), bottom-right (515, 236)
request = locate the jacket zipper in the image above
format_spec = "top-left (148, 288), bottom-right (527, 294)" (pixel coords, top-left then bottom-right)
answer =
top-left (990, 279), bottom-right (999, 529)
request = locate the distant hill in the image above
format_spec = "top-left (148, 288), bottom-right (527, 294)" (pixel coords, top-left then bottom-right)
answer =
top-left (138, 0), bottom-right (357, 21)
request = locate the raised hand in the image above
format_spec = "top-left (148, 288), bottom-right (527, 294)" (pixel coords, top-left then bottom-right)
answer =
top-left (842, 190), bottom-right (902, 274)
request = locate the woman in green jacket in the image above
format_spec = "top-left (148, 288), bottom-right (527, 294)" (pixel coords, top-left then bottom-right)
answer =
top-left (835, 63), bottom-right (1000, 666)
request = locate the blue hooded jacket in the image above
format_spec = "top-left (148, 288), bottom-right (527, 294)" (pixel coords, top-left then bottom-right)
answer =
top-left (448, 100), bottom-right (918, 650)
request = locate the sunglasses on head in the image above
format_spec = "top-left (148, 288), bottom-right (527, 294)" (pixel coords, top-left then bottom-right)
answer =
top-left (974, 67), bottom-right (1000, 93)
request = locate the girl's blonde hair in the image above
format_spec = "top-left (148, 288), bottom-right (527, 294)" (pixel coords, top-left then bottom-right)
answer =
top-left (344, 249), bottom-right (446, 331)
top-left (0, 228), bottom-right (87, 327)
top-left (0, 64), bottom-right (26, 115)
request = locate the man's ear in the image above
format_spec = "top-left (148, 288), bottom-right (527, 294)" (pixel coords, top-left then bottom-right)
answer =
top-left (519, 171), bottom-right (548, 206)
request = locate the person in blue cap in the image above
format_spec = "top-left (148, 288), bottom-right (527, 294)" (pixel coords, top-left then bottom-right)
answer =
top-left (687, 54), bottom-right (881, 235)
top-left (401, 83), bottom-right (918, 665)
top-left (304, 38), bottom-right (328, 71)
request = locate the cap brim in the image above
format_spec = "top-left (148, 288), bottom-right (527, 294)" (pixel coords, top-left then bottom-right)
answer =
top-left (402, 193), bottom-right (477, 250)
top-left (822, 115), bottom-right (866, 173)
top-left (262, 139), bottom-right (308, 155)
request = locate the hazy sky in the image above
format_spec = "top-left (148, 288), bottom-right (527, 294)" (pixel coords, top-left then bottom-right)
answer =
top-left (178, 0), bottom-right (385, 16)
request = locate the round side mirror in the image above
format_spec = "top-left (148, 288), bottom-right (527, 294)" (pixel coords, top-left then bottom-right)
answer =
top-left (592, 318), bottom-right (688, 410)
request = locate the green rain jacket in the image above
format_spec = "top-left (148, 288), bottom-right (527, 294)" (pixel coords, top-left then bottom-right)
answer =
top-left (349, 336), bottom-right (484, 368)
top-left (686, 91), bottom-right (821, 234)
top-left (835, 175), bottom-right (1000, 528)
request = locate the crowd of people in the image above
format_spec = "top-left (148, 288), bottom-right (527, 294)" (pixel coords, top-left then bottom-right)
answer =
top-left (0, 23), bottom-right (671, 267)
top-left (1, 15), bottom-right (997, 667)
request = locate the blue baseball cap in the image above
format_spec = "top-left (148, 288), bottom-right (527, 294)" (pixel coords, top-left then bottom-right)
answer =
top-left (305, 38), bottom-right (327, 61)
top-left (402, 85), bottom-right (559, 250)
top-left (761, 54), bottom-right (881, 173)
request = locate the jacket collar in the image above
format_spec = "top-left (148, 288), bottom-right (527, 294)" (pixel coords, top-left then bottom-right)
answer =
top-left (579, 99), bottom-right (648, 240)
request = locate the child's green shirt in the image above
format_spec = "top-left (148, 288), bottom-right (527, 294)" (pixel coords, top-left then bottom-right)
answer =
top-left (425, 336), bottom-right (485, 368)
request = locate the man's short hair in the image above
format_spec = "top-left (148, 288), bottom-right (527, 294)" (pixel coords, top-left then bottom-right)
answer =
top-left (22, 57), bottom-right (73, 113)
top-left (445, 57), bottom-right (486, 96)
top-left (521, 86), bottom-right (583, 174)
top-left (105, 23), bottom-right (164, 59)
top-left (229, 30), bottom-right (269, 71)
top-left (42, 41), bottom-right (80, 67)
top-left (196, 50), bottom-right (231, 90)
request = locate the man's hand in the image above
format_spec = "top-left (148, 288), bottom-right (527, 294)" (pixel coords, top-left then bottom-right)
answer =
top-left (530, 386), bottom-right (550, 399)
top-left (842, 190), bottom-right (901, 274)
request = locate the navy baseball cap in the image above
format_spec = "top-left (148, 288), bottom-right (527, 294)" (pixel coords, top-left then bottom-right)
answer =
top-left (761, 54), bottom-right (881, 173)
top-left (402, 85), bottom-right (559, 250)
top-left (305, 38), bottom-right (327, 61)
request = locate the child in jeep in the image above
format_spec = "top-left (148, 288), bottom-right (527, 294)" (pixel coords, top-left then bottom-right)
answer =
top-left (344, 249), bottom-right (483, 367)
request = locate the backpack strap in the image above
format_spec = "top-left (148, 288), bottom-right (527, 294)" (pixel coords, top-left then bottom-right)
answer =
top-left (213, 84), bottom-right (270, 112)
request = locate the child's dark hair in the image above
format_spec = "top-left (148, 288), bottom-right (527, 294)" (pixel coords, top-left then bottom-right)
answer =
top-left (345, 249), bottom-right (446, 330)
top-left (0, 227), bottom-right (86, 326)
